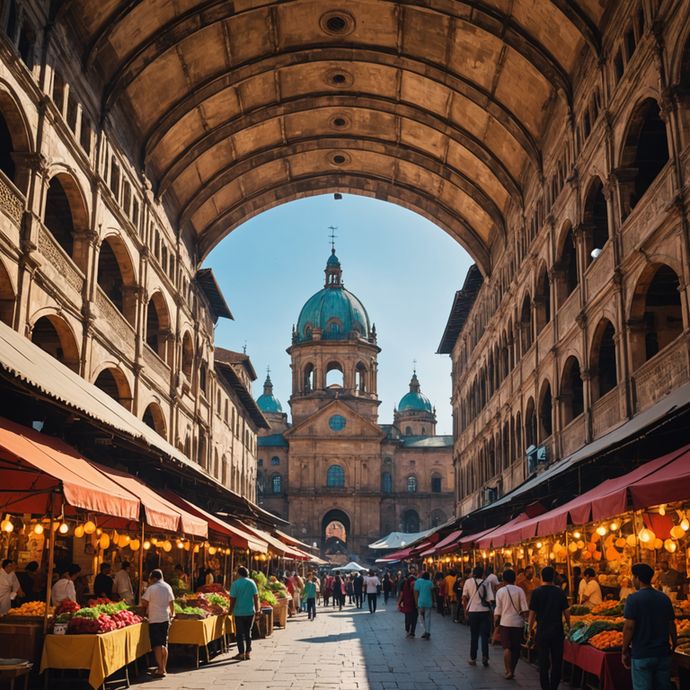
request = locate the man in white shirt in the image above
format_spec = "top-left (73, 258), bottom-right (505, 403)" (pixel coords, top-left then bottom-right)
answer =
top-left (0, 559), bottom-right (23, 614)
top-left (462, 566), bottom-right (495, 666)
top-left (140, 569), bottom-right (174, 678)
top-left (363, 570), bottom-right (381, 613)
top-left (580, 568), bottom-right (603, 608)
top-left (51, 564), bottom-right (80, 606)
top-left (484, 566), bottom-right (500, 597)
top-left (493, 569), bottom-right (528, 679)
top-left (114, 561), bottom-right (135, 606)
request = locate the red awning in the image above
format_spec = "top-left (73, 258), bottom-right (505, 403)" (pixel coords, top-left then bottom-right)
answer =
top-left (457, 526), bottom-right (496, 549)
top-left (158, 490), bottom-right (259, 547)
top-left (432, 529), bottom-right (463, 555)
top-left (0, 415), bottom-right (139, 520)
top-left (478, 510), bottom-right (545, 549)
top-left (629, 447), bottom-right (690, 511)
top-left (379, 547), bottom-right (412, 562)
top-left (91, 467), bottom-right (206, 536)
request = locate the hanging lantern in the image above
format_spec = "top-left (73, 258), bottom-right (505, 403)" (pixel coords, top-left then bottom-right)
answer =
top-left (59, 523), bottom-right (69, 534)
top-left (569, 542), bottom-right (578, 553)
top-left (176, 541), bottom-right (184, 550)
top-left (682, 517), bottom-right (690, 532)
top-left (130, 539), bottom-right (140, 551)
top-left (549, 552), bottom-right (556, 560)
top-left (626, 534), bottom-right (637, 547)
top-left (573, 532), bottom-right (581, 540)
top-left (163, 541), bottom-right (172, 552)
top-left (596, 526), bottom-right (607, 536)
top-left (209, 546), bottom-right (217, 555)
top-left (84, 521), bottom-right (96, 535)
top-left (74, 525), bottom-right (85, 539)
top-left (194, 545), bottom-right (200, 553)
top-left (610, 522), bottom-right (619, 532)
top-left (225, 548), bottom-right (231, 555)
top-left (671, 525), bottom-right (686, 540)
top-left (1, 518), bottom-right (13, 533)
top-left (34, 523), bottom-right (44, 535)
top-left (122, 535), bottom-right (131, 545)
top-left (536, 542), bottom-right (543, 549)
top-left (151, 537), bottom-right (158, 545)
top-left (659, 504), bottom-right (666, 516)
top-left (143, 541), bottom-right (151, 550)
top-left (664, 539), bottom-right (677, 553)
top-left (638, 528), bottom-right (655, 544)
top-left (112, 531), bottom-right (120, 546)
top-left (184, 542), bottom-right (191, 551)
top-left (653, 538), bottom-right (663, 550)
top-left (100, 533), bottom-right (110, 550)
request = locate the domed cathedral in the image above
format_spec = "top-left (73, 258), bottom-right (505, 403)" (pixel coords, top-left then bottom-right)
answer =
top-left (256, 252), bottom-right (454, 562)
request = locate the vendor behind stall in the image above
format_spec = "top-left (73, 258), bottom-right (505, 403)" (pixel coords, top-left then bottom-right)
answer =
top-left (52, 564), bottom-right (81, 606)
top-left (114, 562), bottom-right (135, 606)
top-left (655, 560), bottom-right (683, 593)
top-left (0, 559), bottom-right (24, 614)
top-left (579, 568), bottom-right (603, 608)
top-left (94, 563), bottom-right (114, 600)
top-left (16, 561), bottom-right (38, 603)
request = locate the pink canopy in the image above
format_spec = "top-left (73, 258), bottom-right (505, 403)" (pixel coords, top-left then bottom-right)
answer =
top-left (629, 448), bottom-right (690, 511)
top-left (421, 529), bottom-right (463, 556)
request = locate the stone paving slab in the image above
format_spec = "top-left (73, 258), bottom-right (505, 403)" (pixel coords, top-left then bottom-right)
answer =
top-left (120, 599), bottom-right (545, 690)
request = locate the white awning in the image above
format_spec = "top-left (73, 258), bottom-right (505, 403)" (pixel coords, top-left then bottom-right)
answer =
top-left (368, 529), bottom-right (433, 550)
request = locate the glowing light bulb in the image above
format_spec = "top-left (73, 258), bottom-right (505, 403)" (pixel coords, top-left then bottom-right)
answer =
top-left (59, 523), bottom-right (69, 534)
top-left (610, 523), bottom-right (619, 532)
top-left (664, 539), bottom-right (676, 553)
top-left (74, 525), bottom-right (85, 538)
top-left (177, 541), bottom-right (184, 549)
top-left (639, 528), bottom-right (655, 544)
top-left (96, 528), bottom-right (102, 536)
top-left (34, 523), bottom-right (44, 535)
top-left (163, 541), bottom-right (172, 552)
top-left (682, 518), bottom-right (690, 532)
top-left (209, 546), bottom-right (217, 555)
top-left (536, 542), bottom-right (543, 549)
top-left (1, 519), bottom-right (13, 533)
top-left (549, 552), bottom-right (556, 560)
top-left (596, 526), bottom-right (607, 536)
top-left (659, 504), bottom-right (666, 516)
top-left (573, 532), bottom-right (581, 540)
top-left (225, 548), bottom-right (231, 555)
top-left (151, 537), bottom-right (158, 545)
top-left (143, 541), bottom-right (151, 550)
top-left (84, 521), bottom-right (96, 535)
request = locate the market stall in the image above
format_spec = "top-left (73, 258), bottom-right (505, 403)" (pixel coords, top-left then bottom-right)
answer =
top-left (168, 615), bottom-right (228, 668)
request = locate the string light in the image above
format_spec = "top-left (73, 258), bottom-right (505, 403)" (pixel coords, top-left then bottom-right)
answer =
top-left (33, 523), bottom-right (44, 535)
top-left (74, 525), bottom-right (85, 538)
top-left (59, 523), bottom-right (69, 534)
top-left (84, 521), bottom-right (96, 535)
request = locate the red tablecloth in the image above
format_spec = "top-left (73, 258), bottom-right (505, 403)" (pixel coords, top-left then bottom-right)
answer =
top-left (563, 640), bottom-right (632, 690)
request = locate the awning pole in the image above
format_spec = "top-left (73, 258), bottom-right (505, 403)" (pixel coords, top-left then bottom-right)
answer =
top-left (634, 511), bottom-right (642, 564)
top-left (43, 492), bottom-right (56, 635)
top-left (230, 548), bottom-right (234, 584)
top-left (565, 531), bottom-right (573, 606)
top-left (138, 522), bottom-right (145, 603)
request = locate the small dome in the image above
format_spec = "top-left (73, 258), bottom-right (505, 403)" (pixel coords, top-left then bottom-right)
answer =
top-left (398, 373), bottom-right (433, 412)
top-left (256, 373), bottom-right (283, 413)
top-left (295, 252), bottom-right (371, 343)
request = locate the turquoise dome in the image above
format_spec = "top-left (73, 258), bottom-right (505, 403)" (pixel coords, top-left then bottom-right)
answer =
top-left (398, 390), bottom-right (433, 412)
top-left (398, 374), bottom-right (433, 412)
top-left (296, 252), bottom-right (371, 342)
top-left (256, 374), bottom-right (283, 413)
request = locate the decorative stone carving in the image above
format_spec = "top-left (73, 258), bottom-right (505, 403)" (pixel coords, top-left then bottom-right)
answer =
top-left (38, 226), bottom-right (84, 292)
top-left (0, 174), bottom-right (24, 226)
top-left (95, 286), bottom-right (131, 341)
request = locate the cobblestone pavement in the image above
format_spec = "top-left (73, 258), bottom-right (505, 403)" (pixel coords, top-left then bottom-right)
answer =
top-left (127, 598), bottom-right (544, 690)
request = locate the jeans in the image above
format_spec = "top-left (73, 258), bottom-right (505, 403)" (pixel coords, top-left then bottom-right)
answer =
top-left (536, 635), bottom-right (564, 690)
top-left (367, 592), bottom-right (377, 613)
top-left (631, 655), bottom-right (671, 690)
top-left (405, 608), bottom-right (418, 635)
top-left (306, 598), bottom-right (316, 620)
top-left (384, 590), bottom-right (390, 603)
top-left (234, 615), bottom-right (254, 655)
top-left (418, 606), bottom-right (432, 634)
top-left (437, 595), bottom-right (444, 615)
top-left (354, 591), bottom-right (363, 608)
top-left (468, 611), bottom-right (491, 660)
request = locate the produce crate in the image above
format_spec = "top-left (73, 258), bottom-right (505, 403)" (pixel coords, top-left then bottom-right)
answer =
top-left (0, 619), bottom-right (45, 680)
top-left (272, 601), bottom-right (288, 628)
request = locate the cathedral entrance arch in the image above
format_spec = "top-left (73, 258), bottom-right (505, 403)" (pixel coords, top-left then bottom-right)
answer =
top-left (321, 509), bottom-right (350, 558)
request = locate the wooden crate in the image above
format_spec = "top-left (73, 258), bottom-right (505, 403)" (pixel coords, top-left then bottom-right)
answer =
top-left (0, 620), bottom-right (45, 678)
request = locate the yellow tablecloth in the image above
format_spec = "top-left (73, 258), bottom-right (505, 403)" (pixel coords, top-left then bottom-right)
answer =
top-left (168, 615), bottom-right (226, 647)
top-left (40, 623), bottom-right (151, 689)
top-left (224, 614), bottom-right (235, 636)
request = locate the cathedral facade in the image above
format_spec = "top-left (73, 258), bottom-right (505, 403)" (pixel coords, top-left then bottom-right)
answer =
top-left (256, 252), bottom-right (454, 559)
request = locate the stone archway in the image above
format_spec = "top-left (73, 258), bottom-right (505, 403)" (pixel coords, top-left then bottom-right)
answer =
top-left (321, 509), bottom-right (350, 558)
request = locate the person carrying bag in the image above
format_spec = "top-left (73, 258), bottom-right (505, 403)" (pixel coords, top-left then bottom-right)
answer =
top-left (492, 569), bottom-right (528, 680)
top-left (462, 565), bottom-right (495, 666)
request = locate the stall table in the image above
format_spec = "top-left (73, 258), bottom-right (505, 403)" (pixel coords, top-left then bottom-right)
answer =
top-left (40, 623), bottom-right (151, 690)
top-left (168, 615), bottom-right (227, 668)
top-left (563, 639), bottom-right (632, 690)
top-left (0, 661), bottom-right (32, 690)
top-left (674, 650), bottom-right (690, 689)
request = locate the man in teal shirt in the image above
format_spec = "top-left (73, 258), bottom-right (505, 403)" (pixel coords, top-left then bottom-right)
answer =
top-left (414, 571), bottom-right (436, 639)
top-left (229, 567), bottom-right (260, 660)
top-left (303, 575), bottom-right (317, 620)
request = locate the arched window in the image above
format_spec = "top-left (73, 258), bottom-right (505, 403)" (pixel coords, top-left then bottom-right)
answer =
top-left (561, 356), bottom-right (584, 425)
top-left (520, 294), bottom-right (533, 353)
top-left (44, 176), bottom-right (76, 258)
top-left (31, 315), bottom-right (80, 373)
top-left (355, 362), bottom-right (367, 392)
top-left (272, 474), bottom-right (282, 493)
top-left (405, 426), bottom-right (412, 436)
top-left (630, 264), bottom-right (683, 370)
top-left (142, 403), bottom-right (166, 439)
top-left (94, 367), bottom-right (132, 411)
top-left (556, 226), bottom-right (578, 307)
top-left (382, 472), bottom-right (392, 493)
top-left (96, 237), bottom-right (136, 325)
top-left (539, 381), bottom-right (553, 439)
top-left (407, 475), bottom-right (417, 493)
top-left (621, 99), bottom-right (669, 214)
top-left (584, 178), bottom-right (609, 265)
top-left (431, 473), bottom-right (442, 493)
top-left (303, 363), bottom-right (314, 392)
top-left (182, 332), bottom-right (193, 378)
top-left (525, 399), bottom-right (536, 449)
top-left (271, 456), bottom-right (280, 466)
top-left (326, 361), bottom-right (343, 387)
top-left (327, 465), bottom-right (345, 487)
top-left (401, 509), bottom-right (420, 533)
top-left (591, 319), bottom-right (617, 401)
top-left (535, 264), bottom-right (550, 334)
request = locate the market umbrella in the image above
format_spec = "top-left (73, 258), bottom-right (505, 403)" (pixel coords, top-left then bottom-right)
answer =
top-left (332, 562), bottom-right (368, 572)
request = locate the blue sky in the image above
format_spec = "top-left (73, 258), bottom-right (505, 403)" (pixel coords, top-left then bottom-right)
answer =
top-left (204, 194), bottom-right (473, 435)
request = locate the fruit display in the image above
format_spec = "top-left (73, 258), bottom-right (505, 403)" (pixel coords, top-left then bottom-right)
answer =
top-left (589, 630), bottom-right (624, 650)
top-left (569, 605), bottom-right (591, 616)
top-left (174, 602), bottom-right (208, 619)
top-left (195, 584), bottom-right (230, 603)
top-left (677, 619), bottom-right (690, 655)
top-left (4, 601), bottom-right (54, 617)
top-left (68, 614), bottom-right (117, 634)
top-left (109, 610), bottom-right (142, 629)
top-left (591, 600), bottom-right (624, 616)
top-left (87, 598), bottom-right (116, 607)
top-left (675, 600), bottom-right (690, 616)
top-left (570, 620), bottom-right (621, 644)
top-left (55, 600), bottom-right (81, 616)
top-left (60, 604), bottom-right (142, 633)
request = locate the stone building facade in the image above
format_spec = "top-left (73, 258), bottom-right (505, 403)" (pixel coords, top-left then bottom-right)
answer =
top-left (439, 1), bottom-right (690, 517)
top-left (0, 0), bottom-right (266, 503)
top-left (257, 253), bottom-right (454, 558)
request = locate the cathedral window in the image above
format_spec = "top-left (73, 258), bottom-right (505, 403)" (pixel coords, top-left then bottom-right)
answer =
top-left (272, 474), bottom-right (282, 493)
top-left (271, 456), bottom-right (280, 466)
top-left (405, 426), bottom-right (412, 436)
top-left (431, 474), bottom-right (442, 493)
top-left (407, 475), bottom-right (417, 493)
top-left (327, 465), bottom-right (345, 487)
top-left (329, 414), bottom-right (346, 431)
top-left (382, 472), bottom-right (392, 493)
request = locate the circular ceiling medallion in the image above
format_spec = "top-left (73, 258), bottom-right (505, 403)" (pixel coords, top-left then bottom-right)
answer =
top-left (328, 151), bottom-right (351, 167)
top-left (324, 69), bottom-right (354, 89)
top-left (320, 11), bottom-right (356, 37)
top-left (329, 114), bottom-right (351, 131)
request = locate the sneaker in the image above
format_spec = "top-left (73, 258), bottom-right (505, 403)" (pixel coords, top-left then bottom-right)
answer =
top-left (468, 660), bottom-right (477, 666)
top-left (482, 658), bottom-right (489, 667)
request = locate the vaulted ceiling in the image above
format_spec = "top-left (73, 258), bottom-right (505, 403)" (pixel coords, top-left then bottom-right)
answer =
top-left (56, 0), bottom-right (607, 274)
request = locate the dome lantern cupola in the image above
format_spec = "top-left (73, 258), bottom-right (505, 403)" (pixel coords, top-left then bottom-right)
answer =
top-left (395, 371), bottom-right (436, 437)
top-left (325, 249), bottom-right (342, 287)
top-left (256, 370), bottom-right (283, 413)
